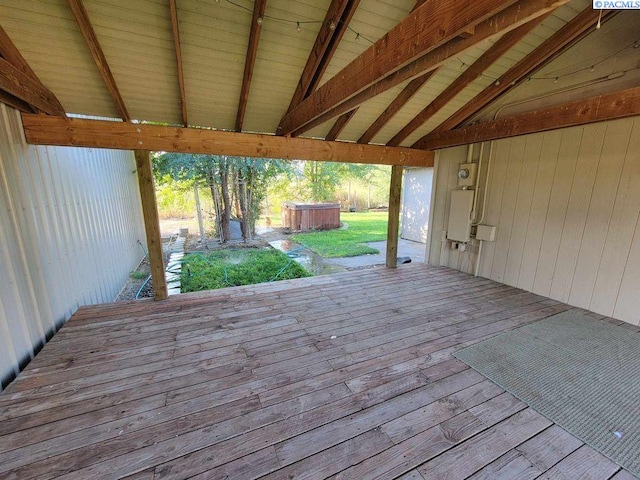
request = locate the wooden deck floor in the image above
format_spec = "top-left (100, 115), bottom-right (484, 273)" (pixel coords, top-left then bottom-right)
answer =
top-left (0, 264), bottom-right (635, 479)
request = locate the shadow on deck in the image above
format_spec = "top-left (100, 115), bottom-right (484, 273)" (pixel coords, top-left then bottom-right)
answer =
top-left (0, 264), bottom-right (633, 479)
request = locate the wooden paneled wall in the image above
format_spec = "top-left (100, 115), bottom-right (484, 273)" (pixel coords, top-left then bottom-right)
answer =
top-left (429, 118), bottom-right (640, 325)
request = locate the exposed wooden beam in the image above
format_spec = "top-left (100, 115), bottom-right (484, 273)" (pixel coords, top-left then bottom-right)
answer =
top-left (386, 14), bottom-right (548, 147)
top-left (386, 165), bottom-right (403, 268)
top-left (0, 89), bottom-right (35, 113)
top-left (357, 71), bottom-right (434, 145)
top-left (235, 0), bottom-right (267, 132)
top-left (0, 25), bottom-right (64, 115)
top-left (67, 0), bottom-right (130, 121)
top-left (134, 150), bottom-right (168, 301)
top-left (289, 0), bottom-right (569, 137)
top-left (0, 58), bottom-right (65, 116)
top-left (325, 108), bottom-right (358, 141)
top-left (279, 0), bottom-right (562, 136)
top-left (21, 114), bottom-right (434, 167)
top-left (418, 86), bottom-right (640, 150)
top-left (169, 0), bottom-right (188, 127)
top-left (0, 25), bottom-right (39, 80)
top-left (416, 6), bottom-right (612, 145)
top-left (282, 0), bottom-right (361, 119)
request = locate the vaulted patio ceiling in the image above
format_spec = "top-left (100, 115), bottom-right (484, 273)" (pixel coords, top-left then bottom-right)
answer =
top-left (0, 0), bottom-right (639, 155)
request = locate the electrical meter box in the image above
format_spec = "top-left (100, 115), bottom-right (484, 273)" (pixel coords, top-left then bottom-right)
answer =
top-left (457, 162), bottom-right (477, 188)
top-left (447, 189), bottom-right (474, 243)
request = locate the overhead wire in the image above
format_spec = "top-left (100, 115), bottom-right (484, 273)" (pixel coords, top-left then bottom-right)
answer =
top-left (456, 38), bottom-right (640, 85)
top-left (222, 0), bottom-right (375, 44)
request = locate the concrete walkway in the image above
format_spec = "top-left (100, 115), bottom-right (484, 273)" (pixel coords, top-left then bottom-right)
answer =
top-left (324, 238), bottom-right (426, 269)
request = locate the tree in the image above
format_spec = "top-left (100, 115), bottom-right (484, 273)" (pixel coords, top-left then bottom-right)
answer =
top-left (302, 161), bottom-right (344, 202)
top-left (153, 153), bottom-right (287, 242)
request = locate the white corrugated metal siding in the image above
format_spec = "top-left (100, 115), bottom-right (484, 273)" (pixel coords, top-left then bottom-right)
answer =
top-left (0, 105), bottom-right (146, 390)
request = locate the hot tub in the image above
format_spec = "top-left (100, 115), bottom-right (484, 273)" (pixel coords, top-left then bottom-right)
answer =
top-left (282, 202), bottom-right (340, 232)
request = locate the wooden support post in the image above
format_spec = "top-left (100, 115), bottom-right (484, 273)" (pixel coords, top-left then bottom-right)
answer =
top-left (386, 165), bottom-right (403, 268)
top-left (134, 150), bottom-right (168, 300)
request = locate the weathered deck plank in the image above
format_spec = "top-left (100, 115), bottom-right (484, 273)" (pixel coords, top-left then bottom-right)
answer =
top-left (0, 264), bottom-right (634, 479)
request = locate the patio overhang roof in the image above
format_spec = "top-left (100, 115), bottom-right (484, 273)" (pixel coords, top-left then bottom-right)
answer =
top-left (0, 0), bottom-right (638, 156)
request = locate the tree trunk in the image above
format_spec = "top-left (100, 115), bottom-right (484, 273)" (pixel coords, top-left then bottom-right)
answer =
top-left (220, 160), bottom-right (231, 242)
top-left (247, 170), bottom-right (255, 238)
top-left (232, 170), bottom-right (242, 219)
top-left (194, 182), bottom-right (205, 241)
top-left (208, 169), bottom-right (222, 241)
top-left (237, 170), bottom-right (248, 242)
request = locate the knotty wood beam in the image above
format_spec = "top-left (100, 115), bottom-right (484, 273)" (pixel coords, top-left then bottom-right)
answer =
top-left (169, 0), bottom-right (188, 127)
top-left (282, 0), bottom-right (361, 120)
top-left (235, 0), bottom-right (267, 132)
top-left (280, 0), bottom-right (551, 135)
top-left (418, 86), bottom-right (640, 150)
top-left (0, 58), bottom-right (65, 116)
top-left (415, 7), bottom-right (612, 147)
top-left (0, 25), bottom-right (39, 80)
top-left (358, 71), bottom-right (434, 145)
top-left (134, 150), bottom-right (167, 301)
top-left (0, 89), bottom-right (35, 113)
top-left (21, 114), bottom-right (434, 167)
top-left (289, 0), bottom-right (569, 137)
top-left (325, 108), bottom-right (358, 141)
top-left (0, 25), bottom-right (64, 115)
top-left (67, 0), bottom-right (130, 121)
top-left (386, 14), bottom-right (548, 147)
top-left (386, 165), bottom-right (403, 268)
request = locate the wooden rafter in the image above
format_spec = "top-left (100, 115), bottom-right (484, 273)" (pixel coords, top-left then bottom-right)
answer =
top-left (288, 0), bottom-right (570, 137)
top-left (414, 7), bottom-right (613, 147)
top-left (325, 108), bottom-right (358, 141)
top-left (169, 0), bottom-right (188, 127)
top-left (235, 0), bottom-right (267, 132)
top-left (418, 86), bottom-right (640, 150)
top-left (0, 25), bottom-right (39, 80)
top-left (0, 25), bottom-right (64, 115)
top-left (0, 89), bottom-right (35, 113)
top-left (357, 71), bottom-right (434, 144)
top-left (386, 14), bottom-right (549, 147)
top-left (67, 0), bottom-right (130, 121)
top-left (21, 114), bottom-right (434, 167)
top-left (279, 0), bottom-right (559, 136)
top-left (0, 58), bottom-right (65, 116)
top-left (281, 0), bottom-right (361, 123)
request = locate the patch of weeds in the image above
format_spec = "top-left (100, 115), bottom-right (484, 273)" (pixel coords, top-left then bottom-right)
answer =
top-left (181, 248), bottom-right (311, 293)
top-left (129, 271), bottom-right (148, 280)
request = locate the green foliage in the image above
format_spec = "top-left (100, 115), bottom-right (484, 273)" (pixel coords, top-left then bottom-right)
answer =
top-left (302, 161), bottom-right (343, 201)
top-left (129, 271), bottom-right (148, 280)
top-left (180, 249), bottom-right (311, 292)
top-left (264, 162), bottom-right (390, 216)
top-left (265, 161), bottom-right (305, 213)
top-left (292, 212), bottom-right (388, 257)
top-left (153, 153), bottom-right (290, 238)
top-left (155, 175), bottom-right (201, 219)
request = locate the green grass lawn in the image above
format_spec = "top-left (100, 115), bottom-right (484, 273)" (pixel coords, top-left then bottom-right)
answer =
top-left (292, 211), bottom-right (388, 258)
top-left (181, 249), bottom-right (310, 292)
